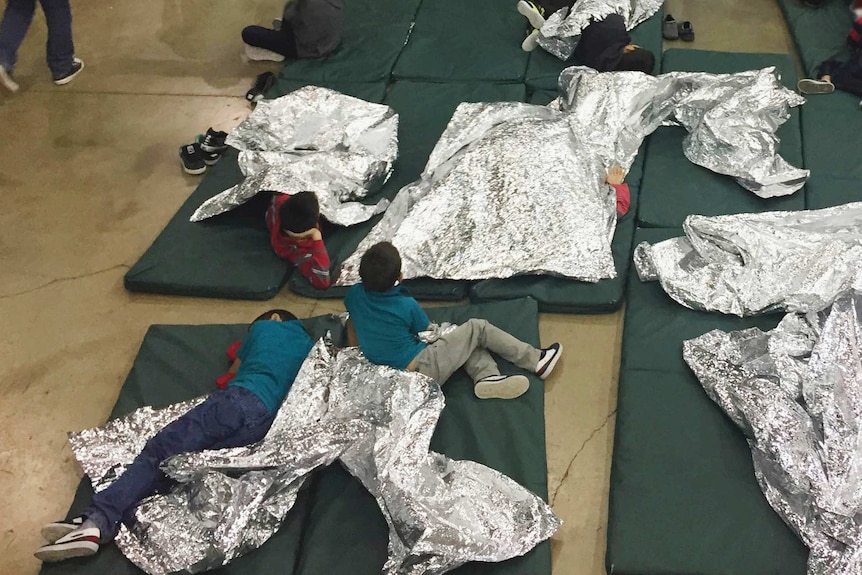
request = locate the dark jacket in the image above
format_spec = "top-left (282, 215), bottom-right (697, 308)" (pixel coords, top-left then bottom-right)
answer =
top-left (284, 0), bottom-right (343, 59)
top-left (572, 14), bottom-right (631, 71)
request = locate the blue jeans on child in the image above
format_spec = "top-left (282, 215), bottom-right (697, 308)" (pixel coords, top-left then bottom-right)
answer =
top-left (0, 0), bottom-right (74, 79)
top-left (84, 386), bottom-right (275, 540)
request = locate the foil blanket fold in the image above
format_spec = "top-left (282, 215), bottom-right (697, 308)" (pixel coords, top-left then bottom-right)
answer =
top-left (684, 290), bottom-right (862, 575)
top-left (634, 202), bottom-right (862, 316)
top-left (536, 0), bottom-right (665, 61)
top-left (334, 66), bottom-right (805, 286)
top-left (68, 339), bottom-right (561, 574)
top-left (189, 86), bottom-right (398, 226)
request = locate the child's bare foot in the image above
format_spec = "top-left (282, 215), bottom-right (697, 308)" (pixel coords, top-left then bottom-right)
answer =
top-left (605, 165), bottom-right (626, 185)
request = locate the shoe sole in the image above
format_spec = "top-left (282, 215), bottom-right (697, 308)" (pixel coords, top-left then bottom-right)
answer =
top-left (34, 540), bottom-right (98, 562)
top-left (243, 43), bottom-right (285, 62)
top-left (0, 67), bottom-right (19, 92)
top-left (203, 155), bottom-right (221, 166)
top-left (517, 1), bottom-right (546, 29)
top-left (474, 375), bottom-right (530, 400)
top-left (200, 143), bottom-right (228, 153)
top-left (521, 29), bottom-right (540, 52)
top-left (54, 59), bottom-right (84, 86)
top-left (798, 79), bottom-right (835, 95)
top-left (537, 344), bottom-right (563, 380)
top-left (41, 524), bottom-right (78, 544)
top-left (180, 158), bottom-right (206, 175)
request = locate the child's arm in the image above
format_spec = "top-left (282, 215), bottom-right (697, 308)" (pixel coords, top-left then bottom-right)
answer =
top-left (604, 165), bottom-right (631, 216)
top-left (409, 299), bottom-right (432, 335)
top-left (346, 318), bottom-right (359, 347)
top-left (297, 231), bottom-right (332, 289)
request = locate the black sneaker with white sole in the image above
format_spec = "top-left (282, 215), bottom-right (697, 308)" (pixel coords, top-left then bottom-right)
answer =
top-left (199, 128), bottom-right (229, 153)
top-left (54, 58), bottom-right (84, 86)
top-left (41, 516), bottom-right (85, 544)
top-left (179, 143), bottom-right (207, 175)
top-left (246, 71), bottom-right (276, 103)
top-left (474, 374), bottom-right (530, 400)
top-left (0, 65), bottom-right (19, 92)
top-left (535, 342), bottom-right (562, 380)
top-left (202, 149), bottom-right (221, 166)
top-left (34, 526), bottom-right (100, 562)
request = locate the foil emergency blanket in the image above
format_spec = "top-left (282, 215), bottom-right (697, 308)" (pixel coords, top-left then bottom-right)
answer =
top-left (683, 290), bottom-right (862, 575)
top-left (69, 339), bottom-right (560, 574)
top-left (536, 0), bottom-right (664, 61)
top-left (190, 86), bottom-right (398, 226)
top-left (634, 202), bottom-right (862, 316)
top-left (334, 67), bottom-right (805, 286)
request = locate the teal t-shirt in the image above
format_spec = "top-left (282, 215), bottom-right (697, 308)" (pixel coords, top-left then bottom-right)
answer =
top-left (230, 320), bottom-right (314, 413)
top-left (344, 284), bottom-right (429, 369)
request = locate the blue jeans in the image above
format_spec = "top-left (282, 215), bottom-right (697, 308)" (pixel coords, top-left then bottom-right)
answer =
top-left (84, 386), bottom-right (275, 540)
top-left (0, 0), bottom-right (74, 78)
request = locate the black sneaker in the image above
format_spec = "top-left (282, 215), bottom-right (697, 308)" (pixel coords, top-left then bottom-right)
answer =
top-left (179, 143), bottom-right (207, 175)
top-left (535, 343), bottom-right (563, 380)
top-left (246, 71), bottom-right (276, 103)
top-left (199, 128), bottom-right (229, 153)
top-left (54, 57), bottom-right (84, 86)
top-left (0, 65), bottom-right (19, 92)
top-left (202, 149), bottom-right (221, 166)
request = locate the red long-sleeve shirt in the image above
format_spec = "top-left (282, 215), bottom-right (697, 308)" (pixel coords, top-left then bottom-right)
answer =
top-left (610, 183), bottom-right (631, 216)
top-left (266, 194), bottom-right (332, 289)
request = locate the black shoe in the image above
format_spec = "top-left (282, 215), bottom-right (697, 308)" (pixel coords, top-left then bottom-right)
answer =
top-left (199, 128), bottom-right (229, 153)
top-left (202, 149), bottom-right (221, 166)
top-left (246, 71), bottom-right (276, 103)
top-left (179, 143), bottom-right (206, 175)
top-left (54, 57), bottom-right (84, 86)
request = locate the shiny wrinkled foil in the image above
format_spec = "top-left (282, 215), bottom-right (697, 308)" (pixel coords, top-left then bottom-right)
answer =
top-left (70, 338), bottom-right (560, 574)
top-left (190, 86), bottom-right (398, 226)
top-left (635, 201), bottom-right (862, 316)
top-left (335, 67), bottom-right (805, 286)
top-left (684, 290), bottom-right (862, 575)
top-left (536, 0), bottom-right (664, 61)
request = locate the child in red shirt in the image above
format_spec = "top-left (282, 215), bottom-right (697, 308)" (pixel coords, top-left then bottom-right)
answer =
top-left (265, 191), bottom-right (332, 289)
top-left (605, 165), bottom-right (631, 216)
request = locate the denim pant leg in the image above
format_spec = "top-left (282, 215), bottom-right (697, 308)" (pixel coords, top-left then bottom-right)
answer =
top-left (39, 0), bottom-right (74, 78)
top-left (0, 0), bottom-right (37, 72)
top-left (84, 387), bottom-right (274, 540)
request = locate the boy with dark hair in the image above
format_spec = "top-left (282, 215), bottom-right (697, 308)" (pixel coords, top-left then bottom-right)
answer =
top-left (345, 242), bottom-right (563, 400)
top-left (34, 309), bottom-right (312, 563)
top-left (242, 0), bottom-right (343, 62)
top-left (266, 191), bottom-right (332, 290)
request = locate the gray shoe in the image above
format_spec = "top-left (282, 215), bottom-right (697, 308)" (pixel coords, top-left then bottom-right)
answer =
top-left (662, 14), bottom-right (679, 40)
top-left (798, 78), bottom-right (835, 95)
top-left (474, 374), bottom-right (530, 400)
top-left (517, 1), bottom-right (546, 29)
top-left (521, 29), bottom-right (540, 52)
top-left (0, 65), bottom-right (19, 93)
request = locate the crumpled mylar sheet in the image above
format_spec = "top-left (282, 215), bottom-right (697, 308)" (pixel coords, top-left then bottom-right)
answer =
top-left (334, 66), bottom-right (805, 286)
top-left (536, 0), bottom-right (664, 61)
top-left (189, 86), bottom-right (398, 226)
top-left (683, 290), bottom-right (862, 575)
top-left (634, 201), bottom-right (862, 316)
top-left (69, 339), bottom-right (561, 575)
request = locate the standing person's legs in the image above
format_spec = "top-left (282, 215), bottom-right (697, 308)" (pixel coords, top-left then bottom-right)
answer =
top-left (0, 0), bottom-right (37, 74)
top-left (38, 0), bottom-right (74, 79)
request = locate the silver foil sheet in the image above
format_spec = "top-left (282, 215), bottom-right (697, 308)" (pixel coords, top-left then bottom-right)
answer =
top-left (334, 67), bottom-right (804, 286)
top-left (683, 290), bottom-right (862, 575)
top-left (536, 0), bottom-right (664, 61)
top-left (69, 338), bottom-right (560, 574)
top-left (634, 201), bottom-right (862, 316)
top-left (190, 86), bottom-right (398, 227)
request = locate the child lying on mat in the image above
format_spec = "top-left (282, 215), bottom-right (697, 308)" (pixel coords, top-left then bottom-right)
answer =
top-left (242, 0), bottom-right (343, 62)
top-left (344, 242), bottom-right (563, 400)
top-left (266, 191), bottom-right (333, 289)
top-left (516, 1), bottom-right (656, 74)
top-left (34, 309), bottom-right (313, 563)
top-left (797, 6), bottom-right (862, 98)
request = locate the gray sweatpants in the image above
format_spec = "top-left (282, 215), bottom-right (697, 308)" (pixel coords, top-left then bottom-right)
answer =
top-left (412, 319), bottom-right (541, 384)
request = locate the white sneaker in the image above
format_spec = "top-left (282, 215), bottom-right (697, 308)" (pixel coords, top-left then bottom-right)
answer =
top-left (797, 78), bottom-right (835, 95)
top-left (536, 343), bottom-right (562, 379)
top-left (0, 65), bottom-right (19, 93)
top-left (517, 0), bottom-right (547, 29)
top-left (41, 516), bottom-right (85, 544)
top-left (34, 526), bottom-right (100, 562)
top-left (521, 29), bottom-right (541, 52)
top-left (243, 43), bottom-right (286, 62)
top-left (474, 374), bottom-right (530, 400)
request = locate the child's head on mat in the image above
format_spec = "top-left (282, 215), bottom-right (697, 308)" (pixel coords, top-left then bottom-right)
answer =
top-left (359, 242), bottom-right (402, 292)
top-left (252, 308), bottom-right (298, 325)
top-left (615, 45), bottom-right (656, 74)
top-left (279, 191), bottom-right (320, 235)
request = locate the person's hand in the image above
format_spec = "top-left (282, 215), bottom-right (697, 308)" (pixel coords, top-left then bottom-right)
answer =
top-left (286, 227), bottom-right (322, 241)
top-left (605, 165), bottom-right (626, 185)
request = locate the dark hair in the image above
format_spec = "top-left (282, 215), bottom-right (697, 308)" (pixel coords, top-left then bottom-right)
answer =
top-left (359, 242), bottom-right (402, 292)
top-left (252, 309), bottom-right (298, 324)
top-left (279, 191), bottom-right (320, 234)
top-left (615, 48), bottom-right (656, 74)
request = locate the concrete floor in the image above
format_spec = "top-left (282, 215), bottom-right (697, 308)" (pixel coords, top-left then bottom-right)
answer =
top-left (0, 0), bottom-right (797, 573)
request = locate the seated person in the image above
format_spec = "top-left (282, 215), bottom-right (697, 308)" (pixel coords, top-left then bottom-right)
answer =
top-left (345, 242), bottom-right (563, 400)
top-left (34, 309), bottom-right (313, 563)
top-left (242, 0), bottom-right (343, 62)
top-left (266, 191), bottom-right (332, 290)
top-left (517, 1), bottom-right (656, 74)
top-left (798, 13), bottom-right (862, 97)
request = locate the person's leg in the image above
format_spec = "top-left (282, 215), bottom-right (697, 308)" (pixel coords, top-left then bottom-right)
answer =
top-left (38, 0), bottom-right (74, 79)
top-left (242, 24), bottom-right (298, 59)
top-left (829, 57), bottom-right (862, 97)
top-left (0, 0), bottom-right (37, 74)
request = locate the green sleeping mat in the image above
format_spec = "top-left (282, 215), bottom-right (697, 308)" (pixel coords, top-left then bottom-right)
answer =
top-left (775, 0), bottom-right (854, 77)
top-left (288, 81), bottom-right (528, 301)
top-left (800, 89), bottom-right (862, 181)
top-left (392, 0), bottom-right (530, 82)
top-left (294, 298), bottom-right (551, 575)
top-left (805, 172), bottom-right (862, 210)
top-left (277, 0), bottom-right (422, 83)
top-left (637, 49), bottom-right (805, 228)
top-left (40, 314), bottom-right (344, 575)
top-left (524, 7), bottom-right (664, 92)
top-left (607, 227), bottom-right (808, 575)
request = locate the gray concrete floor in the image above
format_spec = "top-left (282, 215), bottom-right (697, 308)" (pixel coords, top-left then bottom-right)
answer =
top-left (0, 0), bottom-right (796, 573)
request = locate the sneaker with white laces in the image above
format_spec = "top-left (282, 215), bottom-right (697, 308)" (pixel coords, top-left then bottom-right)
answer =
top-left (0, 65), bottom-right (19, 93)
top-left (198, 128), bottom-right (229, 153)
top-left (517, 0), bottom-right (546, 29)
top-left (535, 343), bottom-right (562, 379)
top-left (474, 374), bottom-right (530, 399)
top-left (34, 525), bottom-right (100, 562)
top-left (41, 516), bottom-right (85, 544)
top-left (53, 57), bottom-right (84, 86)
top-left (179, 143), bottom-right (207, 175)
top-left (522, 29), bottom-right (541, 52)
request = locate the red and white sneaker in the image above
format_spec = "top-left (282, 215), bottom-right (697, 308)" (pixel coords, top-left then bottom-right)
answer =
top-left (34, 525), bottom-right (100, 562)
top-left (41, 515), bottom-right (85, 543)
top-left (536, 343), bottom-right (562, 379)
